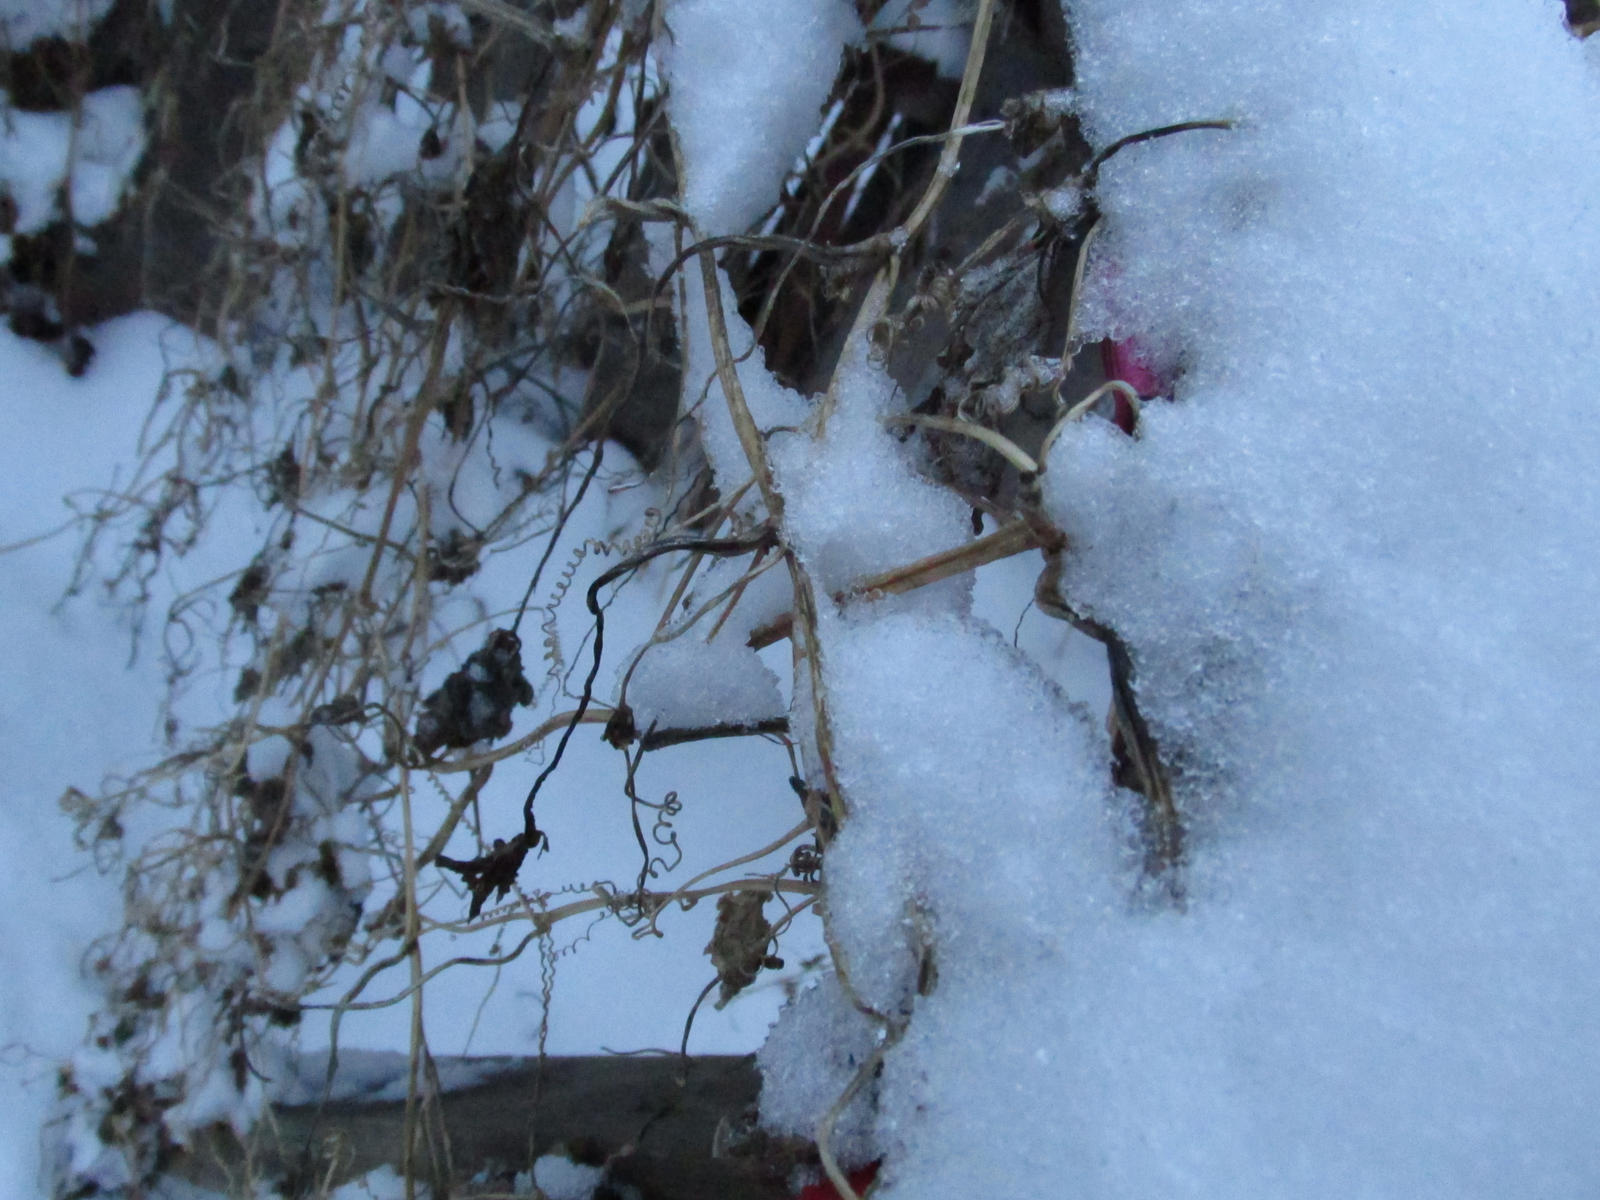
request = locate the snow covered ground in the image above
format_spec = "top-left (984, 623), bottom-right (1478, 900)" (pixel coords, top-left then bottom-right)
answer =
top-left (0, 316), bottom-right (202, 1197)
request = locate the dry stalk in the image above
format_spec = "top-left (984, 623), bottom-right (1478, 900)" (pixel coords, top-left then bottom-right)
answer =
top-left (817, 1035), bottom-right (893, 1200)
top-left (748, 519), bottom-right (1042, 650)
top-left (694, 247), bottom-right (847, 823)
top-left (641, 818), bottom-right (812, 938)
top-left (399, 758), bottom-right (424, 1200)
top-left (429, 709), bottom-right (613, 775)
top-left (817, 0), bottom-right (1000, 433)
top-left (1032, 547), bottom-right (1183, 881)
top-left (884, 412), bottom-right (1040, 474)
top-left (1037, 379), bottom-right (1143, 465)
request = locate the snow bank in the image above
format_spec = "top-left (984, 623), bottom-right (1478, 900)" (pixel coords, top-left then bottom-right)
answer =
top-left (0, 315), bottom-right (206, 1200)
top-left (995, 2), bottom-right (1600, 1193)
top-left (755, 2), bottom-right (1600, 1197)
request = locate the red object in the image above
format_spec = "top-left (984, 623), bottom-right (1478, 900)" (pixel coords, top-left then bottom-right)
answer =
top-left (1100, 336), bottom-right (1165, 398)
top-left (1099, 336), bottom-right (1167, 435)
top-left (794, 1161), bottom-right (881, 1199)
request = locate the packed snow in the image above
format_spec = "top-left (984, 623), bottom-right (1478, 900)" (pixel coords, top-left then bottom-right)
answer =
top-left (0, 316), bottom-right (210, 1197)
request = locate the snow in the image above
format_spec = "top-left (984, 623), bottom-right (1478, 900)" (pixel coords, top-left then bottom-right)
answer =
top-left (0, 315), bottom-right (210, 1200)
top-left (625, 634), bottom-right (786, 733)
top-left (330, 1163), bottom-right (424, 1200)
top-left (10, 1), bottom-right (1600, 1197)
top-left (529, 1154), bottom-right (603, 1200)
top-left (0, 0), bottom-right (112, 47)
top-left (756, 970), bottom-right (882, 1166)
top-left (753, 4), bottom-right (1600, 1199)
top-left (747, 2), bottom-right (1600, 1198)
top-left (661, 0), bottom-right (862, 234)
top-left (0, 86), bottom-right (146, 236)
top-left (771, 345), bottom-right (973, 603)
top-left (1000, 2), bottom-right (1600, 1192)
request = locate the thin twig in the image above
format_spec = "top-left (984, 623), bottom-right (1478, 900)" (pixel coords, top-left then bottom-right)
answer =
top-left (885, 412), bottom-right (1040, 474)
top-left (428, 709), bottom-right (612, 774)
top-left (519, 530), bottom-right (777, 840)
top-left (1082, 118), bottom-right (1235, 192)
top-left (817, 1036), bottom-right (893, 1200)
top-left (749, 520), bottom-right (1043, 650)
top-left (644, 818), bottom-right (810, 937)
top-left (818, 0), bottom-right (999, 433)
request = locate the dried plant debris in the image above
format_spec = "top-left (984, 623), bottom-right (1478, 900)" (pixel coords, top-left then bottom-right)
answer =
top-left (413, 628), bottom-right (535, 756)
top-left (437, 828), bottom-right (546, 919)
top-left (705, 889), bottom-right (780, 1008)
top-left (426, 527), bottom-right (483, 585)
top-left (228, 561), bottom-right (270, 626)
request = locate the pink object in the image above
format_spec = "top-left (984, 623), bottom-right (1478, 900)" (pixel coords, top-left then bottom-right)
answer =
top-left (1100, 337), bottom-right (1165, 397)
top-left (1099, 336), bottom-right (1166, 435)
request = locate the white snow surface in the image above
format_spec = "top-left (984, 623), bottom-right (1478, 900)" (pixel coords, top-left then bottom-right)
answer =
top-left (0, 86), bottom-right (146, 238)
top-left (0, 316), bottom-right (210, 1200)
top-left (0, 0), bottom-right (111, 47)
top-left (329, 1164), bottom-right (425, 1200)
top-left (755, 971), bottom-right (879, 1165)
top-left (661, 0), bottom-right (861, 234)
top-left (625, 634), bottom-right (786, 734)
top-left (530, 1154), bottom-right (603, 1200)
top-left (771, 346), bottom-right (974, 605)
top-left (752, 3), bottom-right (1600, 1199)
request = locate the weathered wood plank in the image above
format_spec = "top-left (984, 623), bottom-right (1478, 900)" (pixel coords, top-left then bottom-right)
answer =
top-left (175, 1054), bottom-right (799, 1199)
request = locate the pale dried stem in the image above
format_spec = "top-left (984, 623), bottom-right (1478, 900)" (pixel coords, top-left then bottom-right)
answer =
top-left (1033, 545), bottom-right (1182, 877)
top-left (748, 520), bottom-right (1042, 650)
top-left (429, 708), bottom-right (612, 774)
top-left (411, 765), bottom-right (493, 867)
top-left (703, 546), bottom-right (787, 643)
top-left (398, 755), bottom-right (423, 1200)
top-left (642, 817), bottom-right (811, 938)
top-left (818, 0), bottom-right (999, 433)
top-left (885, 412), bottom-right (1039, 474)
top-left (817, 1034), bottom-right (894, 1200)
top-left (1038, 379), bottom-right (1143, 466)
top-left (391, 878), bottom-right (820, 959)
top-left (693, 248), bottom-right (845, 818)
top-left (695, 250), bottom-right (783, 519)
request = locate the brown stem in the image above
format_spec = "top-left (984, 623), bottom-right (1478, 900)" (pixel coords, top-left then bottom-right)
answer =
top-left (748, 520), bottom-right (1042, 650)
